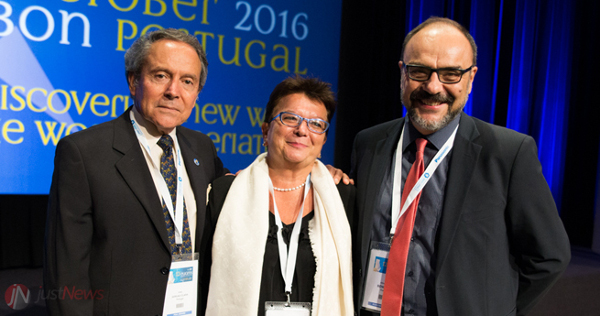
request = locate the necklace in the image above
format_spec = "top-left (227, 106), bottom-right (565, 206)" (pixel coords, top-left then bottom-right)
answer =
top-left (273, 182), bottom-right (306, 192)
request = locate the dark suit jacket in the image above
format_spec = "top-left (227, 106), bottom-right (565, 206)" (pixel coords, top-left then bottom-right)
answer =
top-left (350, 113), bottom-right (570, 316)
top-left (44, 108), bottom-right (226, 315)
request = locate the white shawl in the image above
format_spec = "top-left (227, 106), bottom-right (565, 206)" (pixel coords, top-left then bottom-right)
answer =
top-left (205, 153), bottom-right (354, 316)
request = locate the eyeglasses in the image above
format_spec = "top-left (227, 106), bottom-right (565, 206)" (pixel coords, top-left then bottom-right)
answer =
top-left (271, 111), bottom-right (330, 134)
top-left (402, 63), bottom-right (474, 84)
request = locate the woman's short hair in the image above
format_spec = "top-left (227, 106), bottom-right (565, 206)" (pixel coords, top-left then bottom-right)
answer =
top-left (263, 76), bottom-right (336, 124)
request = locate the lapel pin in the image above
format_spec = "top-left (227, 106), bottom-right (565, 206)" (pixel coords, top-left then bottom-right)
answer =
top-left (194, 158), bottom-right (199, 166)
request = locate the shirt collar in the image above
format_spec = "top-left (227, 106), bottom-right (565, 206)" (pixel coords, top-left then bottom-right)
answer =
top-left (131, 106), bottom-right (177, 146)
top-left (402, 111), bottom-right (461, 152)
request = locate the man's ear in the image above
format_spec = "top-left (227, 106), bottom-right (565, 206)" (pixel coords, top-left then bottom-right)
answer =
top-left (467, 66), bottom-right (478, 94)
top-left (399, 61), bottom-right (407, 90)
top-left (127, 73), bottom-right (137, 97)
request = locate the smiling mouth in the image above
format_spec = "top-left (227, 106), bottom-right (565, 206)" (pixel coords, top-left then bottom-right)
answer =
top-left (288, 142), bottom-right (307, 148)
top-left (418, 99), bottom-right (446, 107)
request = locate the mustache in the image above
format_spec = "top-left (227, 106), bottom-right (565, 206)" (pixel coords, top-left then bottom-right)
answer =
top-left (410, 89), bottom-right (455, 104)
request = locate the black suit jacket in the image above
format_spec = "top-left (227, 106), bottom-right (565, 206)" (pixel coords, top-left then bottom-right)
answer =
top-left (350, 113), bottom-right (570, 316)
top-left (44, 108), bottom-right (226, 315)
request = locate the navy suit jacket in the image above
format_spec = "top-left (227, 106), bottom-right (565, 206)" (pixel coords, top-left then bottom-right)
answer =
top-left (44, 108), bottom-right (226, 315)
top-left (350, 113), bottom-right (570, 316)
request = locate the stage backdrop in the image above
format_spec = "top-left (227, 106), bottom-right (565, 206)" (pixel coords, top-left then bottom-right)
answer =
top-left (0, 0), bottom-right (342, 194)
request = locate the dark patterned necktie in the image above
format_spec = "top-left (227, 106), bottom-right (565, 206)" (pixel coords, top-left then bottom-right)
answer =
top-left (157, 135), bottom-right (192, 255)
top-left (381, 138), bottom-right (428, 315)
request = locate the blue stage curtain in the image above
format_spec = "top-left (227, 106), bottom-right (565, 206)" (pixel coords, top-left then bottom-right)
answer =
top-left (401, 0), bottom-right (573, 212)
top-left (506, 0), bottom-right (572, 212)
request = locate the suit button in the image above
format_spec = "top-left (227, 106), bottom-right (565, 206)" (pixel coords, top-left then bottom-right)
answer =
top-left (359, 268), bottom-right (362, 277)
top-left (407, 271), bottom-right (414, 277)
top-left (160, 267), bottom-right (169, 275)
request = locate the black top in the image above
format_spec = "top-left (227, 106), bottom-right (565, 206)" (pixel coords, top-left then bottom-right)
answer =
top-left (258, 211), bottom-right (316, 315)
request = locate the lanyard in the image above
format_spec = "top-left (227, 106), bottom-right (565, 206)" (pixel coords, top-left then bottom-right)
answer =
top-left (390, 124), bottom-right (459, 236)
top-left (268, 174), bottom-right (312, 298)
top-left (130, 111), bottom-right (185, 245)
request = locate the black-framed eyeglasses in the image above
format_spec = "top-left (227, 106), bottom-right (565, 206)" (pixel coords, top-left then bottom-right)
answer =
top-left (402, 63), bottom-right (474, 84)
top-left (271, 111), bottom-right (330, 134)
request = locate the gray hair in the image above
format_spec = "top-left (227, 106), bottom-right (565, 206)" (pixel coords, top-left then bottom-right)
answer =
top-left (124, 28), bottom-right (208, 91)
top-left (401, 17), bottom-right (477, 66)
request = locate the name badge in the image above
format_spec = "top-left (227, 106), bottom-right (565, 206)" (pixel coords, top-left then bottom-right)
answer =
top-left (265, 301), bottom-right (311, 316)
top-left (361, 241), bottom-right (390, 312)
top-left (163, 253), bottom-right (199, 316)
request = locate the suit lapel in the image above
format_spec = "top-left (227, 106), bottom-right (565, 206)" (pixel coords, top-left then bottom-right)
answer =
top-left (360, 118), bottom-right (404, 270)
top-left (436, 114), bottom-right (481, 270)
top-left (113, 109), bottom-right (171, 253)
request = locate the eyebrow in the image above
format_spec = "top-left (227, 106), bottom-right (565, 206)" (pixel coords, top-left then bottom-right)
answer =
top-left (283, 111), bottom-right (327, 121)
top-left (407, 63), bottom-right (464, 69)
top-left (149, 67), bottom-right (199, 80)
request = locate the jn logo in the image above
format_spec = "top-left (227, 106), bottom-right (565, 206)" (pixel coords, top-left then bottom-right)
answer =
top-left (5, 284), bottom-right (30, 310)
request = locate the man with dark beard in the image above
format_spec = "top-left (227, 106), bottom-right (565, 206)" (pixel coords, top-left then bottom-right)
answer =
top-left (350, 17), bottom-right (570, 316)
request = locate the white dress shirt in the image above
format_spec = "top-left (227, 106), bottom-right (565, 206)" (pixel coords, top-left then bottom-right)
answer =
top-left (131, 106), bottom-right (198, 252)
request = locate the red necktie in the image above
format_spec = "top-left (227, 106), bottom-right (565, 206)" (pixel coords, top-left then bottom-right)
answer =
top-left (381, 138), bottom-right (428, 316)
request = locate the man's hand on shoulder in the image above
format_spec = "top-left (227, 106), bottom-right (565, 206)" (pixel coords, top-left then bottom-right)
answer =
top-left (325, 165), bottom-right (354, 185)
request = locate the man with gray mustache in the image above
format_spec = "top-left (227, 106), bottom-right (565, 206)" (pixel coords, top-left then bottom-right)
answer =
top-left (350, 17), bottom-right (570, 316)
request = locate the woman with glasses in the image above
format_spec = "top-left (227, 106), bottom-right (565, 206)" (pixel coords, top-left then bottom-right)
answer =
top-left (204, 76), bottom-right (355, 316)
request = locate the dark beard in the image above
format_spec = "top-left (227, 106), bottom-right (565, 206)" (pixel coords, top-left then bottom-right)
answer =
top-left (405, 89), bottom-right (464, 132)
